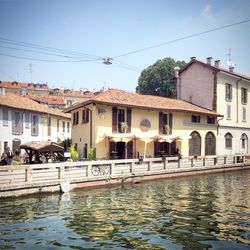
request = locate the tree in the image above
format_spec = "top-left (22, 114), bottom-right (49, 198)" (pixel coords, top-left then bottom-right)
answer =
top-left (136, 57), bottom-right (186, 98)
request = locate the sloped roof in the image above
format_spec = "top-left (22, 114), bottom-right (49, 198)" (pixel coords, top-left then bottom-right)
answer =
top-left (28, 95), bottom-right (65, 106)
top-left (179, 59), bottom-right (250, 81)
top-left (65, 88), bottom-right (221, 116)
top-left (0, 93), bottom-right (70, 119)
top-left (0, 81), bottom-right (49, 90)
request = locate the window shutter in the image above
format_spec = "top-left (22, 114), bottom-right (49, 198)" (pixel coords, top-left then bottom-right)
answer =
top-left (159, 112), bottom-right (164, 134)
top-left (112, 107), bottom-right (118, 133)
top-left (86, 110), bottom-right (89, 123)
top-left (169, 113), bottom-right (173, 134)
top-left (127, 108), bottom-right (131, 133)
top-left (127, 141), bottom-right (133, 159)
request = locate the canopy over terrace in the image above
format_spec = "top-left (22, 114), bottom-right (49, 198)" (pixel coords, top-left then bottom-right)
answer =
top-left (101, 133), bottom-right (190, 159)
top-left (20, 141), bottom-right (64, 164)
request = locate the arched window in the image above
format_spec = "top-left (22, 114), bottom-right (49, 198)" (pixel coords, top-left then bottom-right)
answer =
top-left (205, 132), bottom-right (216, 155)
top-left (225, 133), bottom-right (233, 149)
top-left (241, 133), bottom-right (248, 149)
top-left (189, 131), bottom-right (201, 156)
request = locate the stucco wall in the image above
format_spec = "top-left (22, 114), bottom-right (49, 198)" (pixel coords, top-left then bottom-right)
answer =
top-left (180, 63), bottom-right (215, 110)
top-left (71, 104), bottom-right (218, 159)
top-left (0, 107), bottom-right (43, 155)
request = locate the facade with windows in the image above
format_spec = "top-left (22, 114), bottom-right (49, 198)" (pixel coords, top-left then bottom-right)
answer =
top-left (177, 57), bottom-right (250, 155)
top-left (0, 93), bottom-right (71, 156)
top-left (66, 89), bottom-right (219, 160)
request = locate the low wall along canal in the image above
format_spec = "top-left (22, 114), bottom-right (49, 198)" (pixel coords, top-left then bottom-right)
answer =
top-left (0, 154), bottom-right (249, 198)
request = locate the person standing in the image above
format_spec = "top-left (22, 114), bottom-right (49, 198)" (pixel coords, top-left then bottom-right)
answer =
top-left (5, 147), bottom-right (14, 165)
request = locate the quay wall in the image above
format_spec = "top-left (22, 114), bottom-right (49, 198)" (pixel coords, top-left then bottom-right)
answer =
top-left (0, 155), bottom-right (249, 198)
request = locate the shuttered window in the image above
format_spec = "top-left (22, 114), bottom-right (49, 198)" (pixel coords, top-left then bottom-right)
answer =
top-left (159, 112), bottom-right (172, 135)
top-left (225, 83), bottom-right (232, 101)
top-left (242, 107), bottom-right (246, 122)
top-left (241, 87), bottom-right (247, 104)
top-left (12, 111), bottom-right (23, 135)
top-left (31, 115), bottom-right (39, 136)
top-left (225, 133), bottom-right (233, 149)
top-left (189, 131), bottom-right (201, 156)
top-left (227, 104), bottom-right (231, 120)
top-left (3, 109), bottom-right (8, 126)
top-left (127, 108), bottom-right (131, 133)
top-left (112, 107), bottom-right (118, 133)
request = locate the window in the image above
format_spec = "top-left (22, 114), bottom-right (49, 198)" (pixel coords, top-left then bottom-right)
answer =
top-left (3, 109), bottom-right (8, 126)
top-left (159, 112), bottom-right (172, 135)
top-left (241, 87), bottom-right (247, 104)
top-left (225, 83), bottom-right (232, 101)
top-left (207, 116), bottom-right (215, 124)
top-left (242, 107), bottom-right (246, 122)
top-left (67, 122), bottom-right (70, 133)
top-left (73, 112), bottom-right (79, 125)
top-left (241, 134), bottom-right (248, 149)
top-left (67, 100), bottom-right (72, 106)
top-left (227, 104), bottom-right (231, 120)
top-left (31, 115), bottom-right (39, 136)
top-left (191, 115), bottom-right (200, 123)
top-left (225, 133), bottom-right (233, 149)
top-left (82, 109), bottom-right (89, 124)
top-left (48, 116), bottom-right (51, 136)
top-left (57, 119), bottom-right (60, 132)
top-left (25, 113), bottom-right (29, 128)
top-left (63, 121), bottom-right (65, 132)
top-left (12, 111), bottom-right (23, 135)
top-left (4, 141), bottom-right (8, 151)
top-left (118, 109), bottom-right (125, 133)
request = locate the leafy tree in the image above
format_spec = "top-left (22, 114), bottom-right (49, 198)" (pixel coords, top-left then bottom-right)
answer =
top-left (136, 57), bottom-right (186, 98)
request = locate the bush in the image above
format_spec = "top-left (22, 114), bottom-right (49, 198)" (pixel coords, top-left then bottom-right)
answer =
top-left (68, 146), bottom-right (79, 161)
top-left (87, 148), bottom-right (96, 161)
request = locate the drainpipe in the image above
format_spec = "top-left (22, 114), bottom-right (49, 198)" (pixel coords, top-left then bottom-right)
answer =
top-left (217, 116), bottom-right (224, 136)
top-left (85, 107), bottom-right (93, 148)
top-left (236, 77), bottom-right (242, 124)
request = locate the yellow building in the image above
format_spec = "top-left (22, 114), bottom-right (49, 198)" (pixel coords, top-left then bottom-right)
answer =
top-left (66, 89), bottom-right (220, 159)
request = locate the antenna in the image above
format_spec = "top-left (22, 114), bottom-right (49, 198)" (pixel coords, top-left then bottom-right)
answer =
top-left (226, 48), bottom-right (236, 67)
top-left (29, 63), bottom-right (33, 82)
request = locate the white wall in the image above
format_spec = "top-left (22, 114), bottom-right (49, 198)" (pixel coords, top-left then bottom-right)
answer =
top-left (0, 107), bottom-right (43, 154)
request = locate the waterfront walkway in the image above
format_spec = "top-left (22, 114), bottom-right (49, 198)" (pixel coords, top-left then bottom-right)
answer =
top-left (0, 154), bottom-right (249, 197)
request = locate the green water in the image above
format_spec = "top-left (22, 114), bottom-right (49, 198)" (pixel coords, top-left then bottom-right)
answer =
top-left (0, 170), bottom-right (249, 249)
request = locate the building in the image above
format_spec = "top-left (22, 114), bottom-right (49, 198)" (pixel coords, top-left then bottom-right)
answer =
top-left (0, 81), bottom-right (94, 108)
top-left (0, 91), bottom-right (71, 155)
top-left (176, 57), bottom-right (250, 155)
top-left (65, 88), bottom-right (220, 160)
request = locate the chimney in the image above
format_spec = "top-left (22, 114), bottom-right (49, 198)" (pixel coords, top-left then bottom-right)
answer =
top-left (206, 57), bottom-right (212, 65)
top-left (214, 60), bottom-right (220, 67)
top-left (229, 66), bottom-right (234, 72)
top-left (0, 87), bottom-right (5, 96)
top-left (190, 57), bottom-right (196, 61)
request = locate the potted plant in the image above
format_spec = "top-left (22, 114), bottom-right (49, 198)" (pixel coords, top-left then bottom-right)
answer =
top-left (164, 124), bottom-right (170, 134)
top-left (120, 122), bottom-right (128, 133)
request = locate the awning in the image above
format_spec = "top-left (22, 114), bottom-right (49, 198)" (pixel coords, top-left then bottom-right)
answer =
top-left (135, 133), bottom-right (158, 143)
top-left (157, 135), bottom-right (177, 143)
top-left (102, 133), bottom-right (134, 142)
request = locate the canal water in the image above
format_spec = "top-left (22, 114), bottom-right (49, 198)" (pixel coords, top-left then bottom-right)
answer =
top-left (0, 170), bottom-right (249, 250)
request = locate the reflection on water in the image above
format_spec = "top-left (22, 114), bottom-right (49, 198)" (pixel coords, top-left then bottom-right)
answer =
top-left (0, 170), bottom-right (249, 249)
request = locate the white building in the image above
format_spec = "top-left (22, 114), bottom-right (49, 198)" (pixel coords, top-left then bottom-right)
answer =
top-left (0, 91), bottom-right (71, 155)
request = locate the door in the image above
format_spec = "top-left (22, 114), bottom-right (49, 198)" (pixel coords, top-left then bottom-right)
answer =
top-left (189, 131), bottom-right (201, 156)
top-left (117, 141), bottom-right (126, 159)
top-left (12, 139), bottom-right (21, 155)
top-left (205, 132), bottom-right (216, 155)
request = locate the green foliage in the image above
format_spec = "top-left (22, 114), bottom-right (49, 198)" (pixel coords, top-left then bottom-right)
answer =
top-left (12, 155), bottom-right (21, 165)
top-left (136, 57), bottom-right (186, 98)
top-left (69, 146), bottom-right (79, 161)
top-left (87, 148), bottom-right (96, 161)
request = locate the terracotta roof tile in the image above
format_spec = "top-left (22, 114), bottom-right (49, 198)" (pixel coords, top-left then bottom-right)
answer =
top-left (28, 95), bottom-right (65, 105)
top-left (66, 88), bottom-right (221, 116)
top-left (0, 93), bottom-right (70, 119)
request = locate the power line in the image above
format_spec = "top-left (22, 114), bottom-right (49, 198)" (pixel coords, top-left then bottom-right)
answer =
top-left (0, 68), bottom-right (14, 80)
top-left (113, 19), bottom-right (250, 58)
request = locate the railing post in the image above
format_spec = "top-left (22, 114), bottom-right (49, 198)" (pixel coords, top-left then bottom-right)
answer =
top-left (87, 163), bottom-right (92, 177)
top-left (163, 157), bottom-right (167, 170)
top-left (110, 162), bottom-right (115, 175)
top-left (224, 156), bottom-right (227, 165)
top-left (25, 166), bottom-right (32, 183)
top-left (178, 159), bottom-right (181, 168)
top-left (203, 157), bottom-right (206, 166)
top-left (59, 166), bottom-right (65, 179)
top-left (148, 159), bottom-right (152, 171)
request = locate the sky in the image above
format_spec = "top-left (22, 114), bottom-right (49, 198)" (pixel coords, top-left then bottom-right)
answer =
top-left (0, 0), bottom-right (250, 92)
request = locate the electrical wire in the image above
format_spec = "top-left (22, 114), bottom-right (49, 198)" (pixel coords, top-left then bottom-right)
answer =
top-left (113, 19), bottom-right (250, 58)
